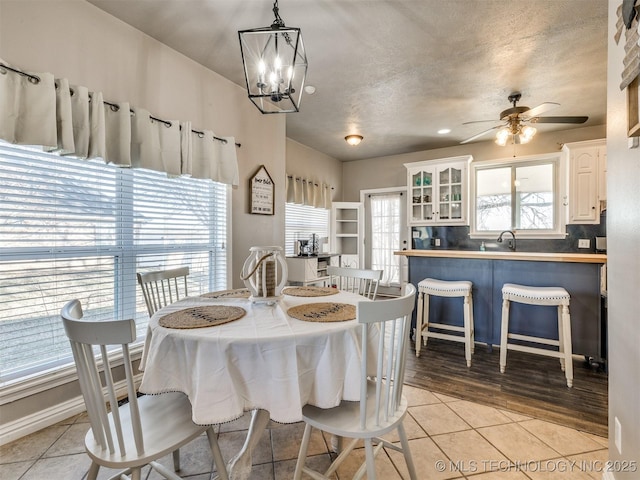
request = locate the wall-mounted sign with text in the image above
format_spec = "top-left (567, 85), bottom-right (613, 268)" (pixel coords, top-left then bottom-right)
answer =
top-left (249, 165), bottom-right (275, 215)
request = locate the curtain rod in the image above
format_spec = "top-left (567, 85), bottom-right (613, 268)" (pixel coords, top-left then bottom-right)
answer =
top-left (1, 62), bottom-right (241, 148)
top-left (286, 175), bottom-right (335, 190)
top-left (0, 62), bottom-right (41, 84)
top-left (100, 99), bottom-right (242, 148)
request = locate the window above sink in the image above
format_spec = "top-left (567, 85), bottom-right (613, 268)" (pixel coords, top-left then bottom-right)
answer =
top-left (469, 152), bottom-right (567, 239)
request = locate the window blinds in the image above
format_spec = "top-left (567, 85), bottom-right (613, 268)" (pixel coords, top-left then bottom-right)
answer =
top-left (0, 142), bottom-right (228, 381)
top-left (284, 203), bottom-right (329, 256)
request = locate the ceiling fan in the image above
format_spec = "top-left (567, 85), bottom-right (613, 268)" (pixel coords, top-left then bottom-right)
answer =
top-left (460, 92), bottom-right (588, 145)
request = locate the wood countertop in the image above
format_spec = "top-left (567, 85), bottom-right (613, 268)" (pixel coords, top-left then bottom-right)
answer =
top-left (395, 249), bottom-right (607, 264)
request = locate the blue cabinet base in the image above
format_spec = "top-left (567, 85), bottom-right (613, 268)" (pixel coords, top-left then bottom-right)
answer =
top-left (408, 257), bottom-right (603, 360)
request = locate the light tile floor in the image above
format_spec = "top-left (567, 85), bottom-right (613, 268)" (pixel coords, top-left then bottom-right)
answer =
top-left (0, 385), bottom-right (609, 480)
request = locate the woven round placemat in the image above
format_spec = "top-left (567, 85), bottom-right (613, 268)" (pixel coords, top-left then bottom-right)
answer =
top-left (287, 302), bottom-right (356, 322)
top-left (283, 286), bottom-right (339, 297)
top-left (159, 305), bottom-right (246, 329)
top-left (200, 288), bottom-right (250, 299)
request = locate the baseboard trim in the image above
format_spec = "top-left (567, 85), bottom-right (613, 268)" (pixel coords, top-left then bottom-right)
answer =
top-left (0, 374), bottom-right (142, 446)
top-left (0, 395), bottom-right (86, 446)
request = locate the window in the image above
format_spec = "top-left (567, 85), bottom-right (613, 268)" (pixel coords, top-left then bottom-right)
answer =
top-left (0, 142), bottom-right (229, 382)
top-left (471, 154), bottom-right (565, 238)
top-left (284, 204), bottom-right (329, 256)
top-left (370, 193), bottom-right (401, 285)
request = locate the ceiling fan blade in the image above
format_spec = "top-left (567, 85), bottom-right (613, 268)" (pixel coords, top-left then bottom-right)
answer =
top-left (530, 116), bottom-right (589, 124)
top-left (521, 102), bottom-right (560, 118)
top-left (462, 119), bottom-right (499, 125)
top-left (460, 125), bottom-right (501, 144)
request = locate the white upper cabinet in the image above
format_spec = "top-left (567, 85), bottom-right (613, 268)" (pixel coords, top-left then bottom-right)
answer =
top-left (563, 139), bottom-right (606, 224)
top-left (404, 156), bottom-right (471, 226)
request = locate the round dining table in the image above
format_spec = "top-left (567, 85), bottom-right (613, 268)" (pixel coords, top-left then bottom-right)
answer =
top-left (139, 287), bottom-right (377, 480)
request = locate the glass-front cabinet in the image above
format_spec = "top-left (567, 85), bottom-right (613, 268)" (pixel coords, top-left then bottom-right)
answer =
top-left (410, 169), bottom-right (435, 221)
top-left (405, 156), bottom-right (471, 226)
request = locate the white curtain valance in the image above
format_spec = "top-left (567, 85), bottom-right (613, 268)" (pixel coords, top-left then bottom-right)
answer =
top-left (286, 174), bottom-right (333, 209)
top-left (131, 108), bottom-right (181, 176)
top-left (0, 59), bottom-right (239, 186)
top-left (0, 67), bottom-right (57, 148)
top-left (49, 77), bottom-right (74, 154)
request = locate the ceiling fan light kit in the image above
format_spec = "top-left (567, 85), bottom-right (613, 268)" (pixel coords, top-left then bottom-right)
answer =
top-left (495, 124), bottom-right (537, 146)
top-left (462, 92), bottom-right (588, 146)
top-left (238, 0), bottom-right (308, 114)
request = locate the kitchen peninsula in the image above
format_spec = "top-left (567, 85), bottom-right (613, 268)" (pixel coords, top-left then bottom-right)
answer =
top-left (396, 250), bottom-right (607, 362)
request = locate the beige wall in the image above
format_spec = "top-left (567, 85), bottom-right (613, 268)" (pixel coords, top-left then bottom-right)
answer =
top-left (286, 138), bottom-right (343, 201)
top-left (2, 3), bottom-right (635, 465)
top-left (606, 1), bottom-right (640, 476)
top-left (0, 0), bottom-right (287, 290)
top-left (342, 124), bottom-right (606, 201)
top-left (0, 0), bottom-right (288, 433)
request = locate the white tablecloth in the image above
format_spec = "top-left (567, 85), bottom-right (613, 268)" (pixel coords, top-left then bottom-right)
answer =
top-left (139, 291), bottom-right (376, 425)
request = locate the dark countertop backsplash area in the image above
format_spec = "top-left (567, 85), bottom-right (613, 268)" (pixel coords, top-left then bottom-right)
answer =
top-left (412, 212), bottom-right (606, 254)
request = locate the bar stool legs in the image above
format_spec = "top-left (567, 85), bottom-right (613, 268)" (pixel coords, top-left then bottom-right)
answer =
top-left (416, 278), bottom-right (474, 367)
top-left (465, 293), bottom-right (475, 363)
top-left (499, 298), bottom-right (509, 374)
top-left (415, 289), bottom-right (427, 356)
top-left (560, 304), bottom-right (573, 384)
top-left (500, 283), bottom-right (573, 388)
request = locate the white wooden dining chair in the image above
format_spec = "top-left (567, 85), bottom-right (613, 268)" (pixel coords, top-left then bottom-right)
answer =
top-left (294, 284), bottom-right (418, 480)
top-left (327, 265), bottom-right (383, 300)
top-left (61, 299), bottom-right (229, 480)
top-left (137, 266), bottom-right (189, 317)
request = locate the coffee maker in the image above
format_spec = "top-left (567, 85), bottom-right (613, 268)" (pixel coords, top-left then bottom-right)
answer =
top-left (295, 239), bottom-right (310, 256)
top-left (295, 234), bottom-right (319, 256)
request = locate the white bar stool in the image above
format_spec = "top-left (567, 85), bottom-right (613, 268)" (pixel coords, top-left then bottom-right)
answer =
top-left (500, 283), bottom-right (573, 387)
top-left (416, 278), bottom-right (474, 367)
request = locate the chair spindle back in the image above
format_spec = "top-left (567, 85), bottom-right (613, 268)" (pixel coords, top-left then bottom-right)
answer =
top-left (327, 266), bottom-right (382, 300)
top-left (61, 300), bottom-right (144, 457)
top-left (357, 283), bottom-right (416, 429)
top-left (137, 266), bottom-right (189, 316)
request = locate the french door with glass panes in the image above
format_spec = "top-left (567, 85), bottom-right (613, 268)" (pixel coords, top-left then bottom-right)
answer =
top-left (361, 188), bottom-right (408, 297)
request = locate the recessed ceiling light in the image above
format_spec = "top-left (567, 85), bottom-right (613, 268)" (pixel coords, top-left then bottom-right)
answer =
top-left (304, 85), bottom-right (316, 94)
top-left (437, 128), bottom-right (451, 135)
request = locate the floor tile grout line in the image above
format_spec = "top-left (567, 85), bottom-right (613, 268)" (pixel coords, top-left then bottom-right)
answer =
top-left (405, 398), bottom-right (528, 480)
top-left (15, 422), bottom-right (75, 480)
top-left (430, 411), bottom-right (588, 479)
top-left (3, 384), bottom-right (608, 480)
top-left (516, 417), bottom-right (608, 456)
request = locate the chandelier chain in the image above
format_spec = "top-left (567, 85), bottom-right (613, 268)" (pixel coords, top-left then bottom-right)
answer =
top-left (271, 0), bottom-right (285, 28)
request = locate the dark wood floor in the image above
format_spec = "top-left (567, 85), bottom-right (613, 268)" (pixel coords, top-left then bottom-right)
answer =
top-left (404, 338), bottom-right (608, 437)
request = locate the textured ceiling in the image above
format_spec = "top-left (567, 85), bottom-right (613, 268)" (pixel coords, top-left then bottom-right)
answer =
top-left (87, 0), bottom-right (608, 161)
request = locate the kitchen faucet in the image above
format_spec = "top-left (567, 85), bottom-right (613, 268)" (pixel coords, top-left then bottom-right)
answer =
top-left (497, 230), bottom-right (517, 251)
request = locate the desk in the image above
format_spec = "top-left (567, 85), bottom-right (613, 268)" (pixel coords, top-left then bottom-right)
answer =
top-left (139, 289), bottom-right (375, 479)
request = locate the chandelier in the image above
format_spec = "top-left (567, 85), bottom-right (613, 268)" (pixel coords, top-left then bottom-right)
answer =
top-left (238, 0), bottom-right (308, 114)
